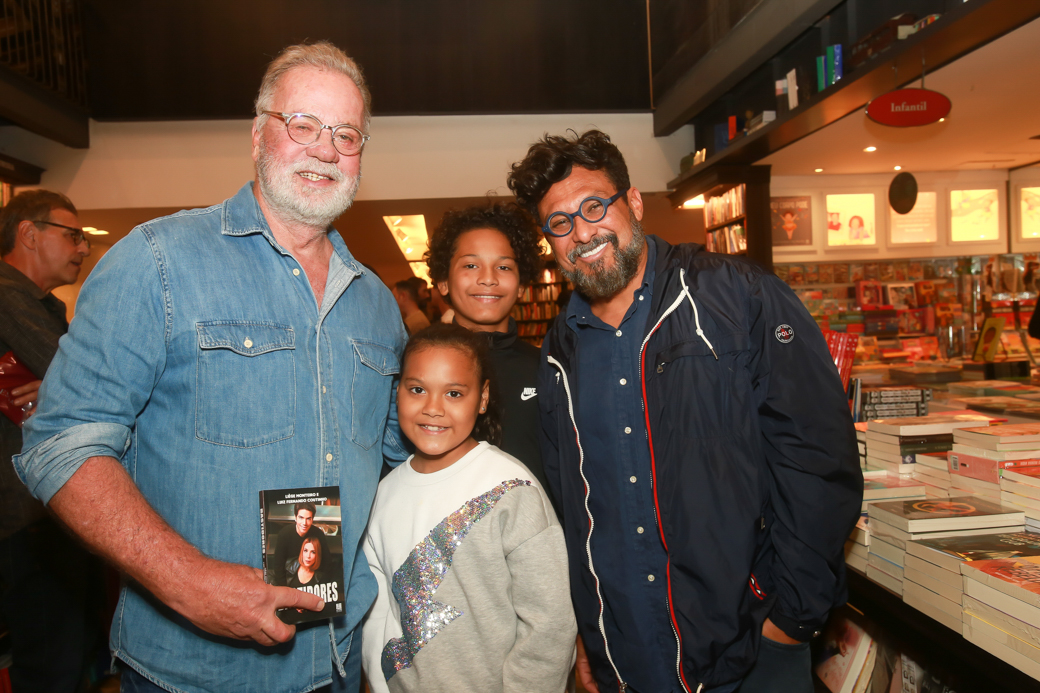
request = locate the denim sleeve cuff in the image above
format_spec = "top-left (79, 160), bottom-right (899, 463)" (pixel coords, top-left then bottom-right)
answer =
top-left (13, 422), bottom-right (132, 505)
top-left (768, 609), bottom-right (825, 643)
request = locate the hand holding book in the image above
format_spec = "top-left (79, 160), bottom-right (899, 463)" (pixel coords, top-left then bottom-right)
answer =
top-left (0, 350), bottom-right (40, 426)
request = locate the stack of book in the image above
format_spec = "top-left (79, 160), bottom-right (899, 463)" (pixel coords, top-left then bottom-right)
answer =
top-left (854, 422), bottom-right (867, 469)
top-left (865, 415), bottom-right (979, 477)
top-left (865, 497), bottom-right (1025, 598)
top-left (861, 476), bottom-right (925, 511)
top-left (858, 385), bottom-right (931, 420)
top-left (903, 531), bottom-right (1039, 632)
top-left (913, 451), bottom-right (952, 498)
top-left (1000, 466), bottom-right (1040, 533)
top-left (953, 424), bottom-right (1040, 522)
top-left (961, 555), bottom-right (1040, 678)
top-left (844, 515), bottom-right (869, 573)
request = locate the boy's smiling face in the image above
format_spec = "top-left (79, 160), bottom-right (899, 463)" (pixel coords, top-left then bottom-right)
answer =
top-left (437, 227), bottom-right (522, 333)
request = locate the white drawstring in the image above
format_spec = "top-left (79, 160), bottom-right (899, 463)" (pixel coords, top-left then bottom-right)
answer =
top-left (679, 269), bottom-right (718, 360)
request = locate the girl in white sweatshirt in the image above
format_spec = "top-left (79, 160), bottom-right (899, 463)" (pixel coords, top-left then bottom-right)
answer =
top-left (362, 323), bottom-right (575, 693)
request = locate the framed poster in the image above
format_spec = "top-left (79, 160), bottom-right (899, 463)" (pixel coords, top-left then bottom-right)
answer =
top-left (1022, 187), bottom-right (1040, 239)
top-left (950, 189), bottom-right (999, 241)
top-left (889, 191), bottom-right (937, 244)
top-left (770, 196), bottom-right (812, 246)
top-left (826, 194), bottom-right (876, 246)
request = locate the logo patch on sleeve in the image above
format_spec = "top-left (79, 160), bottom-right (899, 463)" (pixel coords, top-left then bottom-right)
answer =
top-left (774, 324), bottom-right (794, 343)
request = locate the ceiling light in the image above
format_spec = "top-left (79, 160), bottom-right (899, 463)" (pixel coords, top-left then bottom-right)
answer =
top-left (83, 227), bottom-right (109, 235)
top-left (815, 168), bottom-right (824, 173)
top-left (864, 146), bottom-right (877, 152)
top-left (682, 195), bottom-right (705, 209)
top-left (382, 215), bottom-right (432, 283)
top-left (894, 166), bottom-right (902, 171)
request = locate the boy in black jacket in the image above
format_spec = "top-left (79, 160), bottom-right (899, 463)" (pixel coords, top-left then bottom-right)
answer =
top-left (424, 204), bottom-right (552, 495)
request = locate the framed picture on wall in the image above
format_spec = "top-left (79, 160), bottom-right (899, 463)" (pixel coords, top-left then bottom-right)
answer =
top-left (950, 189), bottom-right (1000, 242)
top-left (1022, 187), bottom-right (1040, 239)
top-left (770, 196), bottom-right (813, 246)
top-left (890, 191), bottom-right (937, 244)
top-left (826, 194), bottom-right (876, 246)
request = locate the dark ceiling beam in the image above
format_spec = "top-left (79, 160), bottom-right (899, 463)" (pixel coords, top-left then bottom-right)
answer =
top-left (652, 0), bottom-right (843, 137)
top-left (0, 63), bottom-right (90, 149)
top-left (0, 152), bottom-right (44, 185)
top-left (667, 0), bottom-right (1040, 196)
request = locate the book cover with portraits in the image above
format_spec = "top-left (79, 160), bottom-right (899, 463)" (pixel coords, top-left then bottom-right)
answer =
top-left (260, 486), bottom-right (345, 624)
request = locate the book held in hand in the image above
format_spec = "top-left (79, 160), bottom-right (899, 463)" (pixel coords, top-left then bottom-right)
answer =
top-left (260, 486), bottom-right (344, 624)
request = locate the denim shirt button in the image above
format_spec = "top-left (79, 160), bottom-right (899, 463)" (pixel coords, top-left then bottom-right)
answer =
top-left (243, 338), bottom-right (253, 348)
top-left (293, 268), bottom-right (300, 276)
top-left (326, 453), bottom-right (333, 461)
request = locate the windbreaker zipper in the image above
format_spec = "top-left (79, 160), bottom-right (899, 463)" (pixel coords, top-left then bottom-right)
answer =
top-left (547, 354), bottom-right (627, 692)
top-left (637, 273), bottom-right (711, 693)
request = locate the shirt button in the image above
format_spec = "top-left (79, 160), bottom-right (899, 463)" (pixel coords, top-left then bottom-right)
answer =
top-left (620, 378), bottom-right (627, 385)
top-left (629, 475), bottom-right (637, 483)
top-left (648, 574), bottom-right (655, 582)
top-left (243, 338), bottom-right (253, 348)
top-left (639, 295), bottom-right (644, 301)
top-left (625, 427), bottom-right (632, 435)
top-left (326, 453), bottom-right (333, 461)
top-left (322, 386), bottom-right (327, 394)
top-left (615, 330), bottom-right (622, 337)
top-left (637, 526), bottom-right (644, 534)
top-left (293, 268), bottom-right (301, 276)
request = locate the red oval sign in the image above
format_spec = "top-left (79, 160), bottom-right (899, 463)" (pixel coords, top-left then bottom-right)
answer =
top-left (866, 88), bottom-right (951, 127)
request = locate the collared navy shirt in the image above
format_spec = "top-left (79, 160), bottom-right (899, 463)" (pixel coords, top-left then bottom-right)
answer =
top-left (566, 241), bottom-right (679, 693)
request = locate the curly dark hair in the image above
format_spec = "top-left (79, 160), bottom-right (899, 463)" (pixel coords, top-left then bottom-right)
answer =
top-left (506, 129), bottom-right (631, 220)
top-left (424, 202), bottom-right (544, 287)
top-left (401, 323), bottom-right (502, 447)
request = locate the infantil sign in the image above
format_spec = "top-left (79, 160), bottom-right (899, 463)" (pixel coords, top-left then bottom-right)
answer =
top-left (866, 88), bottom-right (951, 127)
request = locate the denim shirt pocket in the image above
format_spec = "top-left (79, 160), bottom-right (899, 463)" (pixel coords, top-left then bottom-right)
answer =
top-left (195, 321), bottom-right (296, 448)
top-left (350, 339), bottom-right (399, 450)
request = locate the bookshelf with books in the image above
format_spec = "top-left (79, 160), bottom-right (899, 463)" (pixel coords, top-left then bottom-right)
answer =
top-left (669, 164), bottom-right (772, 271)
top-left (511, 266), bottom-right (570, 347)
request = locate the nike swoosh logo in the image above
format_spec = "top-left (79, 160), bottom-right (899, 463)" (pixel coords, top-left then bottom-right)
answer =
top-left (521, 391), bottom-right (537, 401)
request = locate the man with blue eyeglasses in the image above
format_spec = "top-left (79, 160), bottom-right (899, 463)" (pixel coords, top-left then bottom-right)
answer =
top-left (15, 42), bottom-right (407, 693)
top-left (508, 130), bottom-right (861, 693)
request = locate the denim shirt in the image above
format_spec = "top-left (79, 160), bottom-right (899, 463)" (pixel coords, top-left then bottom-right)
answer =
top-left (15, 183), bottom-right (409, 693)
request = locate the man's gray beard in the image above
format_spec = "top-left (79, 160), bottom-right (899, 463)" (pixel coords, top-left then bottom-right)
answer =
top-left (560, 214), bottom-right (646, 301)
top-left (256, 137), bottom-right (361, 229)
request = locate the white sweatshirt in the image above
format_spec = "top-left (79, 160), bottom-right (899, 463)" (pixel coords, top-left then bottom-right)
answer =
top-left (362, 442), bottom-right (576, 693)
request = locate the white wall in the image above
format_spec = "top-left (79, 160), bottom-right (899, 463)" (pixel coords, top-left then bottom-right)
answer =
top-left (0, 114), bottom-right (694, 209)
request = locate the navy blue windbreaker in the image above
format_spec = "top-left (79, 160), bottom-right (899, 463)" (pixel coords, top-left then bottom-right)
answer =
top-left (538, 236), bottom-right (863, 692)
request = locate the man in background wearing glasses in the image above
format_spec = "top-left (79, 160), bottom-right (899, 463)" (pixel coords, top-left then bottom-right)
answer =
top-left (15, 43), bottom-right (407, 693)
top-left (0, 189), bottom-right (98, 692)
top-left (508, 130), bottom-right (861, 693)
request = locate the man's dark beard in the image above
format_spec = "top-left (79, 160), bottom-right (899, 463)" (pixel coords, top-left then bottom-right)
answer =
top-left (560, 215), bottom-right (646, 301)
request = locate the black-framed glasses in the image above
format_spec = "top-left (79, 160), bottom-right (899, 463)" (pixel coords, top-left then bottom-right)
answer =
top-left (31, 220), bottom-right (90, 249)
top-left (542, 188), bottom-right (629, 237)
top-left (262, 111), bottom-right (370, 156)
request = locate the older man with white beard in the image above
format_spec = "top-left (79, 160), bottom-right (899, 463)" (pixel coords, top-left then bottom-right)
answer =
top-left (14, 43), bottom-right (407, 693)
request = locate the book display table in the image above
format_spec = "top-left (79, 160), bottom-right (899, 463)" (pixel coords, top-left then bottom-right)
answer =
top-left (846, 566), bottom-right (1038, 691)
